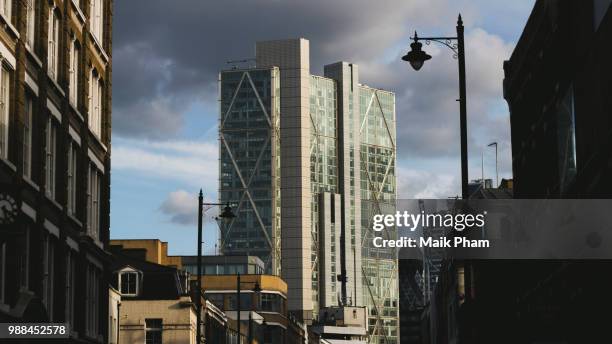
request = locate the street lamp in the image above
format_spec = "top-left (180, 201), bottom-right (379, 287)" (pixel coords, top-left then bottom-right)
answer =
top-left (401, 34), bottom-right (432, 71)
top-left (402, 14), bottom-right (469, 199)
top-left (196, 189), bottom-right (235, 343)
top-left (236, 274), bottom-right (262, 344)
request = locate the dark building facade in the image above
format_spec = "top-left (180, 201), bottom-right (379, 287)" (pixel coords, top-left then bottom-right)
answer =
top-left (0, 0), bottom-right (113, 343)
top-left (454, 1), bottom-right (612, 343)
top-left (505, 0), bottom-right (612, 198)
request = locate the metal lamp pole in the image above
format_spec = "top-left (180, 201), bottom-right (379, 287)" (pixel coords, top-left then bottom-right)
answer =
top-left (236, 275), bottom-right (261, 344)
top-left (403, 15), bottom-right (469, 198)
top-left (196, 191), bottom-right (203, 343)
top-left (196, 190), bottom-right (235, 343)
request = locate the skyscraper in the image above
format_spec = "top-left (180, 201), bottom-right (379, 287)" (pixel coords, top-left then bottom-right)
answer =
top-left (219, 38), bottom-right (398, 342)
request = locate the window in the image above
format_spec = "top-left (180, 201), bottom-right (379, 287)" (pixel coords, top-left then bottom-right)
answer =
top-left (207, 293), bottom-right (224, 310)
top-left (47, 8), bottom-right (59, 81)
top-left (145, 319), bottom-right (162, 344)
top-left (87, 164), bottom-right (101, 239)
top-left (0, 64), bottom-right (10, 160)
top-left (119, 271), bottom-right (139, 296)
top-left (69, 41), bottom-right (80, 106)
top-left (45, 118), bottom-right (58, 199)
top-left (0, 0), bottom-right (10, 22)
top-left (557, 85), bottom-right (577, 192)
top-left (23, 94), bottom-right (33, 178)
top-left (89, 0), bottom-right (103, 43)
top-left (228, 294), bottom-right (251, 311)
top-left (26, 0), bottom-right (35, 48)
top-left (261, 293), bottom-right (280, 312)
top-left (42, 235), bottom-right (55, 320)
top-left (65, 250), bottom-right (76, 327)
top-left (88, 70), bottom-right (102, 137)
top-left (594, 0), bottom-right (612, 30)
top-left (85, 264), bottom-right (100, 337)
top-left (67, 142), bottom-right (78, 216)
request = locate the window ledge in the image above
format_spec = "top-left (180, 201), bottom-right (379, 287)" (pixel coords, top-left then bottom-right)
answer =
top-left (47, 74), bottom-right (66, 97)
top-left (0, 14), bottom-right (20, 39)
top-left (70, 102), bottom-right (85, 122)
top-left (88, 129), bottom-right (108, 152)
top-left (45, 194), bottom-right (63, 211)
top-left (0, 157), bottom-right (16, 172)
top-left (68, 213), bottom-right (82, 227)
top-left (89, 32), bottom-right (109, 63)
top-left (23, 177), bottom-right (40, 192)
top-left (70, 0), bottom-right (86, 25)
top-left (25, 46), bottom-right (43, 68)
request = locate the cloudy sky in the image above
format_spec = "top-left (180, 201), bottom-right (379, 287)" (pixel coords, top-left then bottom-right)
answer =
top-left (110, 0), bottom-right (535, 255)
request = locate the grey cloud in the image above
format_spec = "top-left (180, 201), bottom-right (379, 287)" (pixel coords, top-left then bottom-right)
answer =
top-left (113, 0), bottom-right (529, 181)
top-left (159, 190), bottom-right (222, 226)
top-left (113, 0), bottom-right (457, 139)
top-left (159, 190), bottom-right (197, 225)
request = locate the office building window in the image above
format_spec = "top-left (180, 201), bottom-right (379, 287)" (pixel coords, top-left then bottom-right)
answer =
top-left (87, 164), bottom-right (101, 239)
top-left (65, 250), bottom-right (76, 327)
top-left (88, 70), bottom-right (102, 137)
top-left (26, 0), bottom-right (35, 48)
top-left (145, 319), bottom-right (162, 344)
top-left (23, 94), bottom-right (34, 178)
top-left (0, 0), bottom-right (10, 22)
top-left (85, 264), bottom-right (100, 337)
top-left (67, 141), bottom-right (78, 216)
top-left (206, 293), bottom-right (224, 310)
top-left (47, 8), bottom-right (60, 81)
top-left (89, 0), bottom-right (103, 43)
top-left (261, 293), bottom-right (281, 312)
top-left (0, 63), bottom-right (10, 160)
top-left (42, 235), bottom-right (55, 320)
top-left (69, 41), bottom-right (80, 107)
top-left (45, 118), bottom-right (58, 199)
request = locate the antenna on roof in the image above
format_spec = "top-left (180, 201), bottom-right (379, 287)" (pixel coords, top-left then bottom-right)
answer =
top-left (226, 58), bottom-right (256, 70)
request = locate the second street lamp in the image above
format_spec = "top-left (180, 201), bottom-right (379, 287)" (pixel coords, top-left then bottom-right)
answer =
top-left (196, 190), bottom-right (235, 343)
top-left (236, 274), bottom-right (262, 344)
top-left (403, 14), bottom-right (469, 199)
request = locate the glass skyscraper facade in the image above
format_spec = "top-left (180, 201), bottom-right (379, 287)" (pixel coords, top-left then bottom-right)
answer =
top-left (219, 68), bottom-right (282, 276)
top-left (219, 39), bottom-right (398, 342)
top-left (310, 75), bottom-right (339, 312)
top-left (359, 86), bottom-right (399, 343)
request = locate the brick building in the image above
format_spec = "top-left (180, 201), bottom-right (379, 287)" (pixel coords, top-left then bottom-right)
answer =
top-left (0, 0), bottom-right (113, 342)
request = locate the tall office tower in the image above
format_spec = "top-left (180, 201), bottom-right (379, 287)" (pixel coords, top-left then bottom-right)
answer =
top-left (0, 0), bottom-right (113, 341)
top-left (218, 67), bottom-right (282, 276)
top-left (358, 84), bottom-right (398, 343)
top-left (219, 39), bottom-right (398, 341)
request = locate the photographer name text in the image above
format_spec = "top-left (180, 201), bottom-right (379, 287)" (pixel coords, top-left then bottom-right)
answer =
top-left (372, 236), bottom-right (490, 248)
